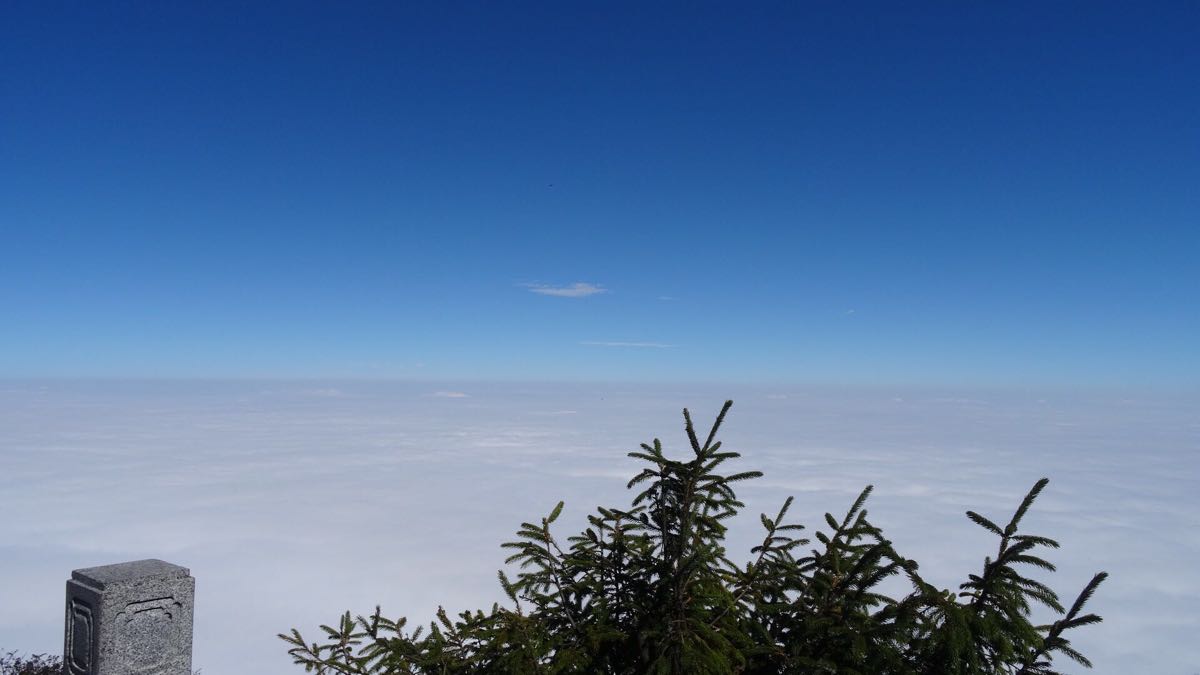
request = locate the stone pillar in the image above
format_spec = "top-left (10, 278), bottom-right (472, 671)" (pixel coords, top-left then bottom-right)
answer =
top-left (64, 559), bottom-right (195, 675)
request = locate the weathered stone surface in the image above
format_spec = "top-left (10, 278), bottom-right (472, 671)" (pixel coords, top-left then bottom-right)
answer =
top-left (64, 559), bottom-right (194, 675)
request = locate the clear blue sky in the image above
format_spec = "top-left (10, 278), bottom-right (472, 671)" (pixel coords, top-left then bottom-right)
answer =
top-left (2, 2), bottom-right (1196, 385)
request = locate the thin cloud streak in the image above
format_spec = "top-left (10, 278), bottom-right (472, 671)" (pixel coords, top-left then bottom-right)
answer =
top-left (522, 282), bottom-right (607, 298)
top-left (582, 341), bottom-right (675, 348)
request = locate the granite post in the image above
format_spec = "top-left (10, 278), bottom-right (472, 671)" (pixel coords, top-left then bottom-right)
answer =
top-left (64, 559), bottom-right (195, 675)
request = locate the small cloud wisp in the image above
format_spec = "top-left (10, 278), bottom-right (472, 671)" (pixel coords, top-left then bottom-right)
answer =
top-left (581, 341), bottom-right (674, 348)
top-left (523, 282), bottom-right (607, 298)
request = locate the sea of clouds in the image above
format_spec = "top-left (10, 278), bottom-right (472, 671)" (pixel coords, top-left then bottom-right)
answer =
top-left (1, 380), bottom-right (1196, 674)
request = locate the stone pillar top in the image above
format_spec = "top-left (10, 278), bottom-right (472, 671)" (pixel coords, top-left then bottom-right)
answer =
top-left (65, 559), bottom-right (195, 674)
top-left (71, 559), bottom-right (191, 590)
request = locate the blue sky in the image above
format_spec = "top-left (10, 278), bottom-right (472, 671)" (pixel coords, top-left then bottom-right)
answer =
top-left (2, 2), bottom-right (1196, 384)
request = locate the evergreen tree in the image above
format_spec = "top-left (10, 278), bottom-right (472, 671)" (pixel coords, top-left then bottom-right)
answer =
top-left (282, 401), bottom-right (1106, 674)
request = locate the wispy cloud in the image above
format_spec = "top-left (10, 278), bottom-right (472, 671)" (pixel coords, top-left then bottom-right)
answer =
top-left (581, 341), bottom-right (674, 348)
top-left (431, 391), bottom-right (470, 398)
top-left (522, 282), bottom-right (607, 298)
top-left (296, 388), bottom-right (345, 398)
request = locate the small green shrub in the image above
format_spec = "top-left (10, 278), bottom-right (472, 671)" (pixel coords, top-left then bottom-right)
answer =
top-left (0, 651), bottom-right (61, 675)
top-left (283, 401), bottom-right (1106, 674)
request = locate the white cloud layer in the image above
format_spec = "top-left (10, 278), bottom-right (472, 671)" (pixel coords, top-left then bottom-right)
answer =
top-left (0, 381), bottom-right (1196, 674)
top-left (522, 282), bottom-right (606, 297)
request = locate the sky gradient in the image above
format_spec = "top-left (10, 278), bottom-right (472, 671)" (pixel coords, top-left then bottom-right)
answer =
top-left (2, 3), bottom-right (1197, 385)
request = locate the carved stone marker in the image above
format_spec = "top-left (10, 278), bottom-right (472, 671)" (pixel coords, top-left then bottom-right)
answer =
top-left (64, 559), bottom-right (195, 675)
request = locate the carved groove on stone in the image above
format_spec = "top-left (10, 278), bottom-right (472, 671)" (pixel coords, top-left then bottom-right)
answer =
top-left (114, 596), bottom-right (183, 673)
top-left (67, 598), bottom-right (93, 675)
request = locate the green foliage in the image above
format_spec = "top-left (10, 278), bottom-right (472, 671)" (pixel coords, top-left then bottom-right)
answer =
top-left (0, 651), bottom-right (61, 675)
top-left (283, 401), bottom-right (1107, 674)
top-left (0, 652), bottom-right (201, 675)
